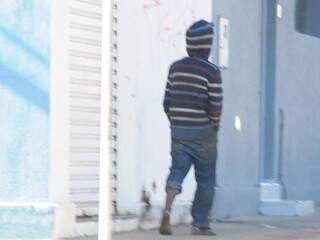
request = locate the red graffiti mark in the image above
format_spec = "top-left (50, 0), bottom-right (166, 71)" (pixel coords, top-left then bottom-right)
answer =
top-left (165, 26), bottom-right (171, 32)
top-left (144, 0), bottom-right (161, 9)
top-left (191, 10), bottom-right (196, 22)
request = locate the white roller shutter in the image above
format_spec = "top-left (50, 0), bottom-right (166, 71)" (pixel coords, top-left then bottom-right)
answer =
top-left (68, 0), bottom-right (102, 217)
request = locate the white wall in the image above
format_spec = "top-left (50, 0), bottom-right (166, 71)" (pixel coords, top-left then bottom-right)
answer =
top-left (116, 0), bottom-right (212, 214)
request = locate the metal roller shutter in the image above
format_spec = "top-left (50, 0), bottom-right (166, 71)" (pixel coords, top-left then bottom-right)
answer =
top-left (68, 0), bottom-right (102, 218)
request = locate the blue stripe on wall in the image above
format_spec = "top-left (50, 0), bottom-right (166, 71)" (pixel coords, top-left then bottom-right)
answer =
top-left (0, 63), bottom-right (49, 112)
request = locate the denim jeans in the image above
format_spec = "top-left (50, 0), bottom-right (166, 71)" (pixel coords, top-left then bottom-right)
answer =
top-left (166, 128), bottom-right (218, 228)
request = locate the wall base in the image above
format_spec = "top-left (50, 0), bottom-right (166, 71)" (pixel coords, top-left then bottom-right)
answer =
top-left (213, 186), bottom-right (260, 218)
top-left (259, 182), bottom-right (315, 216)
top-left (61, 202), bottom-right (192, 236)
top-left (52, 202), bottom-right (77, 239)
top-left (0, 202), bottom-right (55, 239)
top-left (260, 200), bottom-right (315, 216)
top-left (260, 182), bottom-right (282, 201)
top-left (73, 219), bottom-right (99, 237)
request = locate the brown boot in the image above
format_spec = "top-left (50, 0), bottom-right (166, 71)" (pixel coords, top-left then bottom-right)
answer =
top-left (159, 210), bottom-right (172, 235)
top-left (192, 227), bottom-right (217, 236)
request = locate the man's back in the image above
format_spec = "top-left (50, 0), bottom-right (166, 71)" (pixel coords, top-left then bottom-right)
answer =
top-left (160, 20), bottom-right (222, 236)
top-left (163, 56), bottom-right (223, 139)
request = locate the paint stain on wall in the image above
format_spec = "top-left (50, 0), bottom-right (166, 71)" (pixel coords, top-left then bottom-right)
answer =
top-left (144, 0), bottom-right (161, 9)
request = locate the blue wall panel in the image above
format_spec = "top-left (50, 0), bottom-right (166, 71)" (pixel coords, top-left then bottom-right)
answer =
top-left (212, 0), bottom-right (320, 217)
top-left (212, 0), bottom-right (261, 218)
top-left (275, 1), bottom-right (320, 203)
top-left (0, 0), bottom-right (50, 201)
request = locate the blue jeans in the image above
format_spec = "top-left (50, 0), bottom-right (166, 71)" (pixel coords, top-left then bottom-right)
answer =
top-left (166, 129), bottom-right (218, 228)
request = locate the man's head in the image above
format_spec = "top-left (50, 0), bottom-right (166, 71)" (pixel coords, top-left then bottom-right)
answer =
top-left (186, 19), bottom-right (214, 60)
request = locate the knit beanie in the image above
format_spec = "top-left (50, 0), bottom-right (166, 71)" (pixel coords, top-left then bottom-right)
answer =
top-left (186, 20), bottom-right (214, 58)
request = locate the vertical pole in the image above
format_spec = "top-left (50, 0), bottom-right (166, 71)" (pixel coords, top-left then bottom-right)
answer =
top-left (99, 0), bottom-right (112, 239)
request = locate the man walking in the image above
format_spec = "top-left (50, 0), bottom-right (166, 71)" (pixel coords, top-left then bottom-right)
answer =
top-left (159, 20), bottom-right (223, 236)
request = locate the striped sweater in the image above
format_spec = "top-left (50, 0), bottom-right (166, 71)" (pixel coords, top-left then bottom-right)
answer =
top-left (163, 57), bottom-right (223, 134)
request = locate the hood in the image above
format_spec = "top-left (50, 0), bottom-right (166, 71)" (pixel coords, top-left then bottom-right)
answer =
top-left (186, 20), bottom-right (214, 60)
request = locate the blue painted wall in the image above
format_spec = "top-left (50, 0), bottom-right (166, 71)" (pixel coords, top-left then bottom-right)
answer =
top-left (0, 0), bottom-right (50, 201)
top-left (212, 0), bottom-right (320, 218)
top-left (212, 0), bottom-right (262, 218)
top-left (275, 1), bottom-right (320, 203)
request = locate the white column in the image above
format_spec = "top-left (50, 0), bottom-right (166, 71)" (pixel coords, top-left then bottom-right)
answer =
top-left (49, 0), bottom-right (76, 238)
top-left (99, 0), bottom-right (112, 239)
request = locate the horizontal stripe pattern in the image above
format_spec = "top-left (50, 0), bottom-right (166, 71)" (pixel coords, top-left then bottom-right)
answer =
top-left (208, 92), bottom-right (223, 97)
top-left (173, 81), bottom-right (207, 90)
top-left (172, 60), bottom-right (221, 82)
top-left (169, 107), bottom-right (206, 114)
top-left (187, 24), bottom-right (213, 34)
top-left (171, 116), bottom-right (209, 122)
top-left (186, 20), bottom-right (214, 40)
top-left (187, 44), bottom-right (212, 49)
top-left (169, 72), bottom-right (208, 83)
top-left (208, 83), bottom-right (221, 88)
top-left (164, 57), bottom-right (223, 130)
top-left (186, 34), bottom-right (213, 41)
top-left (209, 100), bottom-right (223, 107)
top-left (186, 38), bottom-right (213, 50)
top-left (171, 90), bottom-right (208, 99)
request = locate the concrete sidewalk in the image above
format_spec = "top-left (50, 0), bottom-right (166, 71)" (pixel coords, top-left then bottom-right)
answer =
top-left (69, 212), bottom-right (320, 240)
top-left (113, 222), bottom-right (320, 240)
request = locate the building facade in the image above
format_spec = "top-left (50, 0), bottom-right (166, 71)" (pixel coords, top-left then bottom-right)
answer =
top-left (0, 0), bottom-right (319, 238)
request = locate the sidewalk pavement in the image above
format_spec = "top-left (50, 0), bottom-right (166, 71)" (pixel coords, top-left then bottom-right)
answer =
top-left (70, 211), bottom-right (320, 240)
